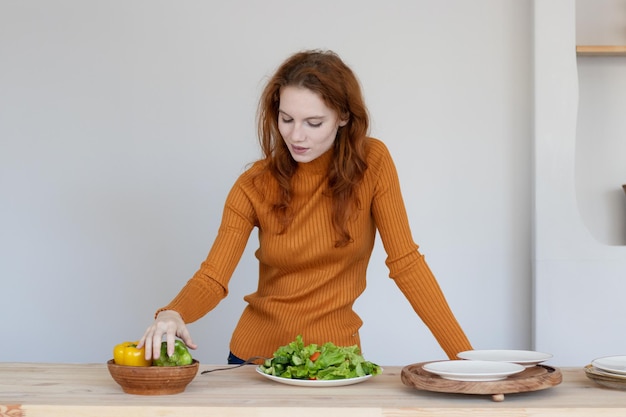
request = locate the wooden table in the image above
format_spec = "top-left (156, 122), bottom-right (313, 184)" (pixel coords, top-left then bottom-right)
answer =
top-left (2, 362), bottom-right (626, 416)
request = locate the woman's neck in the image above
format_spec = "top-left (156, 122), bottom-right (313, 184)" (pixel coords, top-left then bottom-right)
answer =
top-left (296, 147), bottom-right (333, 175)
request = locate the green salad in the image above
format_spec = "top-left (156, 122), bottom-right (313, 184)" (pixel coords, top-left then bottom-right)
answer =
top-left (259, 335), bottom-right (382, 380)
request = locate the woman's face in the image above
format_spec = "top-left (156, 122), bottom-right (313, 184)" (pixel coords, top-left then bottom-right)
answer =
top-left (278, 86), bottom-right (347, 163)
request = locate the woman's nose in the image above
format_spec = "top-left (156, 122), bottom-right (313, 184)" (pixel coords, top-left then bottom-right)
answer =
top-left (291, 123), bottom-right (305, 141)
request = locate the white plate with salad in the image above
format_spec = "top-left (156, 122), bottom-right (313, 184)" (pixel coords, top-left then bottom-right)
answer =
top-left (255, 335), bottom-right (382, 387)
top-left (255, 366), bottom-right (374, 387)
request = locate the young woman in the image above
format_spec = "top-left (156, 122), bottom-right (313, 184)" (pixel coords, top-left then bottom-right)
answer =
top-left (139, 50), bottom-right (472, 363)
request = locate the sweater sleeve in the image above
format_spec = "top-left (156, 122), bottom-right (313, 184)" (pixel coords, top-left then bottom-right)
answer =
top-left (369, 141), bottom-right (472, 359)
top-left (158, 176), bottom-right (257, 323)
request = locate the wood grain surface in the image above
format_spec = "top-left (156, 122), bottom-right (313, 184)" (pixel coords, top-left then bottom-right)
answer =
top-left (2, 362), bottom-right (626, 417)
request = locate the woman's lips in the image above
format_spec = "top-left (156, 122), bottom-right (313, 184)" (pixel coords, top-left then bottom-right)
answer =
top-left (291, 145), bottom-right (308, 155)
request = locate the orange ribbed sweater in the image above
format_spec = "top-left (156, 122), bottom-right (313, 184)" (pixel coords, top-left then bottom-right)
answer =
top-left (161, 138), bottom-right (472, 360)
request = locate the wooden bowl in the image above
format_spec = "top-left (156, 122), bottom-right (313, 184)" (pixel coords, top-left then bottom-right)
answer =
top-left (107, 359), bottom-right (199, 395)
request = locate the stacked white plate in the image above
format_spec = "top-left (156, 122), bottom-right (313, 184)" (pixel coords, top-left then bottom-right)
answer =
top-left (586, 355), bottom-right (626, 389)
top-left (422, 360), bottom-right (525, 382)
top-left (457, 349), bottom-right (553, 368)
top-left (421, 350), bottom-right (553, 382)
top-left (591, 356), bottom-right (626, 375)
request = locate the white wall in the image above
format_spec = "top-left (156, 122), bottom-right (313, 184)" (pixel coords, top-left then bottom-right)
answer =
top-left (0, 0), bottom-right (533, 365)
top-left (575, 0), bottom-right (626, 245)
top-left (533, 0), bottom-right (626, 366)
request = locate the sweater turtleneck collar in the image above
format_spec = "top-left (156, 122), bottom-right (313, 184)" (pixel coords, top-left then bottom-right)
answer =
top-left (295, 147), bottom-right (333, 175)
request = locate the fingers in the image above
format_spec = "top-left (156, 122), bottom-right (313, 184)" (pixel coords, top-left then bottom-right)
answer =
top-left (139, 310), bottom-right (195, 360)
top-left (165, 331), bottom-right (176, 357)
top-left (139, 324), bottom-right (159, 360)
top-left (138, 325), bottom-right (157, 360)
top-left (177, 328), bottom-right (197, 350)
top-left (152, 330), bottom-right (164, 360)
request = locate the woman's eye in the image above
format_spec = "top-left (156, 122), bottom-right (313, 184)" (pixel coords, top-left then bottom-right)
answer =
top-left (308, 121), bottom-right (322, 128)
top-left (280, 117), bottom-right (293, 123)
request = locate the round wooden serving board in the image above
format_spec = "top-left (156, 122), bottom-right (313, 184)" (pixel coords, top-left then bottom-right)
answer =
top-left (401, 361), bottom-right (562, 401)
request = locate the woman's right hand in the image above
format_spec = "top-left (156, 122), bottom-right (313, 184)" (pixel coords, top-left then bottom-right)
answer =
top-left (137, 310), bottom-right (197, 361)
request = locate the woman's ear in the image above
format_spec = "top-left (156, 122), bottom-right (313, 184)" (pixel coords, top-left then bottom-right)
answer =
top-left (339, 115), bottom-right (349, 127)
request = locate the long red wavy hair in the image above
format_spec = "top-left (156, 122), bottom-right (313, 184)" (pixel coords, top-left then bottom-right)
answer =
top-left (256, 50), bottom-right (369, 247)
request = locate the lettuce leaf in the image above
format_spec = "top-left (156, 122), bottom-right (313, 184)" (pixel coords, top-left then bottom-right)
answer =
top-left (259, 335), bottom-right (382, 380)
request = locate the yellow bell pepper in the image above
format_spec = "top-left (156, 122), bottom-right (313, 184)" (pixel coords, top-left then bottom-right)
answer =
top-left (113, 341), bottom-right (152, 367)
